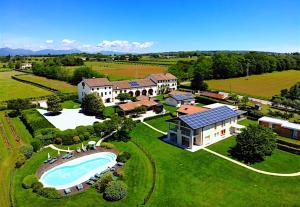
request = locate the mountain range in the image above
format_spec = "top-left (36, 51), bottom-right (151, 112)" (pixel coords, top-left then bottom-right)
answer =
top-left (0, 47), bottom-right (125, 56)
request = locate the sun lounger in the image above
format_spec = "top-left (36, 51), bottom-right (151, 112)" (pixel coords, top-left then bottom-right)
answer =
top-left (110, 167), bottom-right (116, 171)
top-left (44, 158), bottom-right (52, 163)
top-left (90, 176), bottom-right (98, 181)
top-left (64, 188), bottom-right (72, 194)
top-left (95, 173), bottom-right (101, 178)
top-left (86, 180), bottom-right (95, 185)
top-left (76, 184), bottom-right (83, 190)
top-left (76, 148), bottom-right (81, 153)
top-left (62, 154), bottom-right (69, 159)
top-left (117, 162), bottom-right (124, 166)
top-left (49, 158), bottom-right (57, 164)
top-left (101, 169), bottom-right (110, 174)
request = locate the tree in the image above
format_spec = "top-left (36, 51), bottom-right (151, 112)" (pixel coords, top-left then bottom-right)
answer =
top-left (241, 95), bottom-right (249, 108)
top-left (104, 180), bottom-right (128, 201)
top-left (116, 93), bottom-right (132, 102)
top-left (70, 66), bottom-right (103, 85)
top-left (47, 95), bottom-right (62, 115)
top-left (95, 172), bottom-right (113, 193)
top-left (81, 93), bottom-right (104, 116)
top-left (230, 93), bottom-right (240, 105)
top-left (134, 106), bottom-right (147, 116)
top-left (191, 68), bottom-right (208, 91)
top-left (230, 125), bottom-right (277, 164)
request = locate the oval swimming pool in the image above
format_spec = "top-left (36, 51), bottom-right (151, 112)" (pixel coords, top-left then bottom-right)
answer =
top-left (39, 152), bottom-right (117, 190)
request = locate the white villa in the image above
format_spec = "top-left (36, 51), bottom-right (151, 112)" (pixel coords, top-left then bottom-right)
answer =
top-left (21, 62), bottom-right (32, 70)
top-left (78, 73), bottom-right (177, 104)
top-left (167, 106), bottom-right (242, 152)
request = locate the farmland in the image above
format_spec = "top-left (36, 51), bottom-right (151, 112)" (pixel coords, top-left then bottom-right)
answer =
top-left (83, 61), bottom-right (167, 80)
top-left (0, 71), bottom-right (53, 101)
top-left (15, 74), bottom-right (77, 93)
top-left (138, 56), bottom-right (198, 65)
top-left (206, 70), bottom-right (300, 99)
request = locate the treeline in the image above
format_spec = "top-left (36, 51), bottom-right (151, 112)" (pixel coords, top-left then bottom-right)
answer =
top-left (32, 63), bottom-right (103, 85)
top-left (43, 55), bottom-right (84, 66)
top-left (169, 52), bottom-right (300, 81)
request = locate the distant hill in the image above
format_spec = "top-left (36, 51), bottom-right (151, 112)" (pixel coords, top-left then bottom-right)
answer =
top-left (0, 47), bottom-right (129, 56)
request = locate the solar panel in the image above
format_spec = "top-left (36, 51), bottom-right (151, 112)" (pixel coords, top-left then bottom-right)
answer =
top-left (128, 81), bottom-right (140, 87)
top-left (172, 93), bottom-right (194, 101)
top-left (179, 106), bottom-right (238, 129)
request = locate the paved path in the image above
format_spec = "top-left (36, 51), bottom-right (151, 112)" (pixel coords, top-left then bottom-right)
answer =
top-left (44, 144), bottom-right (73, 153)
top-left (203, 148), bottom-right (300, 177)
top-left (141, 121), bottom-right (167, 135)
top-left (96, 130), bottom-right (117, 146)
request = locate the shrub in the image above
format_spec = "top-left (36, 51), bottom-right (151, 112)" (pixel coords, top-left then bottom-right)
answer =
top-left (95, 172), bottom-right (113, 193)
top-left (22, 175), bottom-right (38, 189)
top-left (100, 142), bottom-right (115, 149)
top-left (21, 109), bottom-right (54, 134)
top-left (54, 137), bottom-right (62, 145)
top-left (31, 140), bottom-right (42, 152)
top-left (73, 136), bottom-right (81, 143)
top-left (15, 153), bottom-right (26, 168)
top-left (117, 151), bottom-right (131, 163)
top-left (32, 182), bottom-right (43, 193)
top-left (36, 187), bottom-right (62, 199)
top-left (19, 144), bottom-right (34, 159)
top-left (47, 95), bottom-right (62, 114)
top-left (103, 181), bottom-right (128, 201)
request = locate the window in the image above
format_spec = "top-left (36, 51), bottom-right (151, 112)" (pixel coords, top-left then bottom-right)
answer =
top-left (97, 88), bottom-right (99, 90)
top-left (101, 92), bottom-right (103, 97)
top-left (221, 129), bottom-right (226, 136)
top-left (105, 92), bottom-right (107, 95)
top-left (92, 88), bottom-right (94, 91)
top-left (105, 87), bottom-right (106, 89)
top-left (115, 91), bottom-right (117, 94)
top-left (124, 90), bottom-right (127, 92)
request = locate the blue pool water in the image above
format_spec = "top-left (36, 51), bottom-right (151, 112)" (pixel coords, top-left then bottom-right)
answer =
top-left (40, 152), bottom-right (116, 188)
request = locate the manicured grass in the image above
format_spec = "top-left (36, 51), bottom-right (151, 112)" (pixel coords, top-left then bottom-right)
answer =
top-left (155, 94), bottom-right (178, 113)
top-left (130, 123), bottom-right (300, 206)
top-left (0, 71), bottom-right (53, 101)
top-left (85, 61), bottom-right (167, 80)
top-left (16, 74), bottom-right (77, 93)
top-left (145, 115), bottom-right (171, 132)
top-left (62, 100), bottom-right (81, 109)
top-left (238, 118), bottom-right (258, 127)
top-left (206, 70), bottom-right (300, 99)
top-left (13, 141), bottom-right (153, 207)
top-left (208, 136), bottom-right (300, 173)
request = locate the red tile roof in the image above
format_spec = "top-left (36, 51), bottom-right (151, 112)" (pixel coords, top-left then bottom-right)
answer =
top-left (112, 79), bottom-right (156, 90)
top-left (200, 91), bottom-right (227, 100)
top-left (83, 78), bottom-right (112, 87)
top-left (146, 73), bottom-right (177, 81)
top-left (119, 99), bottom-right (159, 111)
top-left (177, 105), bottom-right (208, 115)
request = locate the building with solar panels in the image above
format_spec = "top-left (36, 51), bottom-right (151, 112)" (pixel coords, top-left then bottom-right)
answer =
top-left (165, 91), bottom-right (195, 107)
top-left (167, 106), bottom-right (241, 151)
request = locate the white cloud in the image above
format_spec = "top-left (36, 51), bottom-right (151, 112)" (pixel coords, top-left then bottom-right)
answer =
top-left (62, 39), bottom-right (76, 45)
top-left (97, 40), bottom-right (154, 51)
top-left (46, 40), bottom-right (54, 44)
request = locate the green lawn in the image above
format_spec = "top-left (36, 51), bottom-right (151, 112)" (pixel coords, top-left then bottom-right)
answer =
top-left (130, 123), bottom-right (300, 206)
top-left (145, 115), bottom-right (171, 132)
top-left (0, 71), bottom-right (53, 101)
top-left (238, 118), bottom-right (257, 127)
top-left (15, 74), bottom-right (77, 93)
top-left (206, 70), bottom-right (300, 99)
top-left (62, 100), bottom-right (81, 109)
top-left (13, 140), bottom-right (153, 207)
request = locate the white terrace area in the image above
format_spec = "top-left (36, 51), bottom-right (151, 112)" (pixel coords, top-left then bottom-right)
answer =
top-left (37, 108), bottom-right (107, 130)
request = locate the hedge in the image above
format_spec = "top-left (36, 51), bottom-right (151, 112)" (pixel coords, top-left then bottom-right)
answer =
top-left (22, 175), bottom-right (38, 189)
top-left (21, 109), bottom-right (54, 135)
top-left (277, 143), bottom-right (300, 155)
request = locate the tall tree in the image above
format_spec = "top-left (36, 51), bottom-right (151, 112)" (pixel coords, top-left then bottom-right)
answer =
top-left (81, 93), bottom-right (104, 116)
top-left (47, 95), bottom-right (62, 115)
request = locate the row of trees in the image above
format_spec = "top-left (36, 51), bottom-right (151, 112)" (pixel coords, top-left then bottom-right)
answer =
top-left (170, 52), bottom-right (300, 82)
top-left (43, 56), bottom-right (84, 66)
top-left (32, 63), bottom-right (103, 85)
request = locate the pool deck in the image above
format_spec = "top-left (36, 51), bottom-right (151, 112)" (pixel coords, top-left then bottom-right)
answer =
top-left (36, 147), bottom-right (123, 196)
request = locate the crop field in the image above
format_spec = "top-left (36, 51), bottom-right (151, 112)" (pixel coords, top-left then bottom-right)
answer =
top-left (0, 71), bottom-right (53, 101)
top-left (138, 56), bottom-right (198, 65)
top-left (84, 61), bottom-right (167, 80)
top-left (16, 74), bottom-right (77, 93)
top-left (206, 70), bottom-right (300, 98)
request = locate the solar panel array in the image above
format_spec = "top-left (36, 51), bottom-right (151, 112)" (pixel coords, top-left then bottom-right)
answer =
top-left (128, 81), bottom-right (140, 87)
top-left (179, 106), bottom-right (238, 129)
top-left (171, 93), bottom-right (194, 101)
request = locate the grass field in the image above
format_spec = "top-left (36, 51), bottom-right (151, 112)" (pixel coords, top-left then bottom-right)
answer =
top-left (0, 71), bottom-right (53, 101)
top-left (206, 70), bottom-right (300, 99)
top-left (0, 111), bottom-right (33, 207)
top-left (138, 56), bottom-right (198, 65)
top-left (15, 74), bottom-right (77, 93)
top-left (84, 61), bottom-right (167, 80)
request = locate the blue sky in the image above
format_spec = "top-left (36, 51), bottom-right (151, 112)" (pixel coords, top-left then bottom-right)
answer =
top-left (0, 0), bottom-right (299, 53)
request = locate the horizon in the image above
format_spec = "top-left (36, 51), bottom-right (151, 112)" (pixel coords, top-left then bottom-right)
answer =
top-left (1, 0), bottom-right (299, 53)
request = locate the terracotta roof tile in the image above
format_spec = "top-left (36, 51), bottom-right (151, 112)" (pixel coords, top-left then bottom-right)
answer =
top-left (118, 99), bottom-right (159, 111)
top-left (201, 91), bottom-right (227, 100)
top-left (146, 73), bottom-right (177, 81)
top-left (112, 79), bottom-right (156, 90)
top-left (83, 78), bottom-right (112, 87)
top-left (177, 105), bottom-right (208, 115)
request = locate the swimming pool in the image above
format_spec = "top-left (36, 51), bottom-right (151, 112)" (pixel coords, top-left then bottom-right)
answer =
top-left (39, 152), bottom-right (117, 190)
